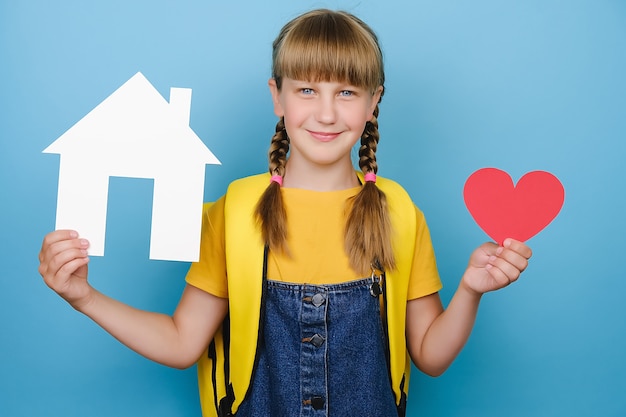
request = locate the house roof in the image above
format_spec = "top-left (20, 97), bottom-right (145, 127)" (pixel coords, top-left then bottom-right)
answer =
top-left (43, 72), bottom-right (219, 166)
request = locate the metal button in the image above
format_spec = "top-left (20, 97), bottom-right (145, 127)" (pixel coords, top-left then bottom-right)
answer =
top-left (311, 293), bottom-right (325, 307)
top-left (302, 334), bottom-right (326, 347)
top-left (310, 334), bottom-right (325, 347)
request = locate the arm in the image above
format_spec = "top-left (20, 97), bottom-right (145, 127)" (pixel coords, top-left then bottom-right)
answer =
top-left (38, 230), bottom-right (228, 369)
top-left (406, 238), bottom-right (531, 376)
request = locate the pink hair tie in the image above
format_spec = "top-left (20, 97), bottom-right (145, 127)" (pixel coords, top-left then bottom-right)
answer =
top-left (364, 172), bottom-right (377, 183)
top-left (270, 175), bottom-right (283, 186)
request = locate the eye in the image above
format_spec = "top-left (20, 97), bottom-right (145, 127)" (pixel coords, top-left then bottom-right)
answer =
top-left (300, 88), bottom-right (315, 95)
top-left (339, 90), bottom-right (354, 97)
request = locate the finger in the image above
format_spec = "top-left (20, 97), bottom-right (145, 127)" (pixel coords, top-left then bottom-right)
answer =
top-left (487, 256), bottom-right (523, 284)
top-left (40, 242), bottom-right (89, 282)
top-left (502, 238), bottom-right (533, 260)
top-left (49, 243), bottom-right (89, 272)
top-left (44, 258), bottom-right (90, 294)
top-left (41, 230), bottom-right (79, 251)
top-left (469, 242), bottom-right (499, 268)
top-left (42, 253), bottom-right (90, 291)
top-left (42, 235), bottom-right (89, 264)
top-left (56, 255), bottom-right (90, 279)
top-left (40, 230), bottom-right (80, 263)
top-left (485, 262), bottom-right (514, 287)
top-left (495, 245), bottom-right (530, 273)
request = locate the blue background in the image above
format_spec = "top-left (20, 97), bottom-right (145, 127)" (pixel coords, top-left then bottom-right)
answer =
top-left (1, 1), bottom-right (625, 416)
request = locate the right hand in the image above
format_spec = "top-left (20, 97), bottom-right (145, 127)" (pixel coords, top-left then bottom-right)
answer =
top-left (38, 230), bottom-right (92, 310)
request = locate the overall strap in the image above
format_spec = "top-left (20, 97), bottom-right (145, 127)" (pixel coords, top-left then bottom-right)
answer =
top-left (217, 314), bottom-right (233, 417)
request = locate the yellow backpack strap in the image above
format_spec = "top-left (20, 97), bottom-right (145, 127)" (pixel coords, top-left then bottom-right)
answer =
top-left (197, 175), bottom-right (269, 417)
top-left (196, 202), bottom-right (222, 417)
top-left (223, 173), bottom-right (269, 413)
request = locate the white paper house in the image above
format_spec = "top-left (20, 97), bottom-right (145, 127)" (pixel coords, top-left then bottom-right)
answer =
top-left (43, 72), bottom-right (220, 262)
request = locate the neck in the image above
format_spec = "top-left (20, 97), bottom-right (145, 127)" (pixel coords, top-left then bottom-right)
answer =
top-left (282, 160), bottom-right (360, 191)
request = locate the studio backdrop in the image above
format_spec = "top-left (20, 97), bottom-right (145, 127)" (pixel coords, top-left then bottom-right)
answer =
top-left (1, 1), bottom-right (625, 416)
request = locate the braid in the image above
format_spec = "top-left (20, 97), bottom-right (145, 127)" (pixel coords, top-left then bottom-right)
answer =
top-left (345, 105), bottom-right (396, 275)
top-left (268, 117), bottom-right (289, 177)
top-left (255, 118), bottom-right (290, 253)
top-left (358, 106), bottom-right (380, 174)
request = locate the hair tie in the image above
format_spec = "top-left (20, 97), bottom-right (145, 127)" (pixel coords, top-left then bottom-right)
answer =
top-left (270, 175), bottom-right (283, 186)
top-left (364, 172), bottom-right (377, 183)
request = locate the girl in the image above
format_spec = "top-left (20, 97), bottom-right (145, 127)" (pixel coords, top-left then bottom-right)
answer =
top-left (38, 9), bottom-right (531, 417)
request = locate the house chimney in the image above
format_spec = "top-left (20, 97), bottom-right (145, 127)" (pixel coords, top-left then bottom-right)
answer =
top-left (169, 87), bottom-right (192, 125)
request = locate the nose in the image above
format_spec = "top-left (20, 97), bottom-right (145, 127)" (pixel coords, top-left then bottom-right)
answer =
top-left (314, 95), bottom-right (337, 124)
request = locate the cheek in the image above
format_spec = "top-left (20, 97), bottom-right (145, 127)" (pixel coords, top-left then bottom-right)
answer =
top-left (282, 103), bottom-right (308, 125)
top-left (348, 106), bottom-right (375, 127)
top-left (366, 102), bottom-right (377, 121)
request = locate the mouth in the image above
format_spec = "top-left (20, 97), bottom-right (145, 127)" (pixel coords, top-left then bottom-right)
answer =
top-left (308, 130), bottom-right (340, 142)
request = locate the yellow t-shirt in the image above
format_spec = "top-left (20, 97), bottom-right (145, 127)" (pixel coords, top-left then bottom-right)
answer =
top-left (186, 186), bottom-right (442, 300)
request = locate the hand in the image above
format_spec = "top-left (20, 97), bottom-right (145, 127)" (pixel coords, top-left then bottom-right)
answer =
top-left (461, 238), bottom-right (532, 295)
top-left (38, 230), bottom-right (93, 310)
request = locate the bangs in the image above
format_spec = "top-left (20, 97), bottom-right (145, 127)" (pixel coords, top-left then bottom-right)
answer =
top-left (273, 11), bottom-right (384, 92)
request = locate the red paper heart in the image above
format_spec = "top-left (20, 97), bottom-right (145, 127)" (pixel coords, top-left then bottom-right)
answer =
top-left (463, 168), bottom-right (564, 244)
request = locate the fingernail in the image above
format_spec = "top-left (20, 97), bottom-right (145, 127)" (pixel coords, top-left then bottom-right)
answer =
top-left (496, 247), bottom-right (504, 256)
top-left (69, 231), bottom-right (78, 238)
top-left (80, 239), bottom-right (89, 247)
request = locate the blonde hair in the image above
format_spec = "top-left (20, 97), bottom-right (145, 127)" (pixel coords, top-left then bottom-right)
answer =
top-left (255, 9), bottom-right (395, 275)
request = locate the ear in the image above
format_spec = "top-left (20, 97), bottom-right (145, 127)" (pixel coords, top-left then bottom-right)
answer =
top-left (268, 78), bottom-right (284, 117)
top-left (367, 86), bottom-right (384, 120)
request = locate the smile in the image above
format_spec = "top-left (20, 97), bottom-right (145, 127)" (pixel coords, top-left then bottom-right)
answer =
top-left (308, 130), bottom-right (340, 142)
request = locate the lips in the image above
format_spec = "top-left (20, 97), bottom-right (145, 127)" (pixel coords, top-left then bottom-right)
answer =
top-left (308, 130), bottom-right (340, 142)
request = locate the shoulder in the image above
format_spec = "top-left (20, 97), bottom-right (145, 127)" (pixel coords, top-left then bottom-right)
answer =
top-left (223, 173), bottom-right (270, 206)
top-left (202, 173), bottom-right (270, 218)
top-left (227, 173), bottom-right (270, 190)
top-left (376, 175), bottom-right (410, 197)
top-left (375, 175), bottom-right (431, 234)
top-left (376, 175), bottom-right (415, 210)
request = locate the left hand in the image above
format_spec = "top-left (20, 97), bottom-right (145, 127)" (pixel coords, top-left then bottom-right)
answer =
top-left (462, 238), bottom-right (532, 295)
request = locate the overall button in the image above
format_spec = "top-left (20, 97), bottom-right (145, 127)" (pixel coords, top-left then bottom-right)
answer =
top-left (311, 396), bottom-right (325, 410)
top-left (311, 293), bottom-right (325, 307)
top-left (302, 334), bottom-right (326, 347)
top-left (302, 293), bottom-right (326, 307)
top-left (304, 396), bottom-right (326, 410)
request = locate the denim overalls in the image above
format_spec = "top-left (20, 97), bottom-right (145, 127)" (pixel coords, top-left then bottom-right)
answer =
top-left (235, 272), bottom-right (400, 416)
